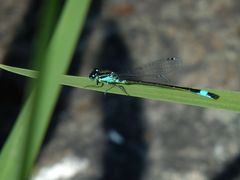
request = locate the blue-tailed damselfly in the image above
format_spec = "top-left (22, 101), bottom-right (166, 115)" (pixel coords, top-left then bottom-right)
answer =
top-left (88, 57), bottom-right (219, 99)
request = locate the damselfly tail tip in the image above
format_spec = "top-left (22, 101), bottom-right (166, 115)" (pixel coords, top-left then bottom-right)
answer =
top-left (208, 92), bottom-right (220, 100)
top-left (191, 89), bottom-right (220, 100)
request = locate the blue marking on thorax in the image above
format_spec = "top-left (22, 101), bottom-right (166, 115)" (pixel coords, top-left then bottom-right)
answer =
top-left (98, 72), bottom-right (126, 84)
top-left (99, 76), bottom-right (118, 83)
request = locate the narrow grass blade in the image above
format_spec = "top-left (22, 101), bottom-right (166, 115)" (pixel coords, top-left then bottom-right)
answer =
top-left (0, 64), bottom-right (239, 112)
top-left (0, 0), bottom-right (91, 179)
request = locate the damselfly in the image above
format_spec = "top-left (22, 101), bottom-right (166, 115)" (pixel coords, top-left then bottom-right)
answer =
top-left (88, 57), bottom-right (219, 99)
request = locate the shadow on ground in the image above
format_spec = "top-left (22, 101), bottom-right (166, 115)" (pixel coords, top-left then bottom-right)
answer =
top-left (95, 20), bottom-right (148, 180)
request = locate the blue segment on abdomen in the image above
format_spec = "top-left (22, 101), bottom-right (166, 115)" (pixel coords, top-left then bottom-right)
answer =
top-left (197, 90), bottom-right (211, 98)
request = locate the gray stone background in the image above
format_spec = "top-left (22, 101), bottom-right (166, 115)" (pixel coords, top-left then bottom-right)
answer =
top-left (0, 0), bottom-right (240, 180)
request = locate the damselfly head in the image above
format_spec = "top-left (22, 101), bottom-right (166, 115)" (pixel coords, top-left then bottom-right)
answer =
top-left (89, 68), bottom-right (100, 80)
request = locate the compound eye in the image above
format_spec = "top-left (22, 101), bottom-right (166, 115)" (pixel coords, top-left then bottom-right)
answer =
top-left (89, 73), bottom-right (95, 79)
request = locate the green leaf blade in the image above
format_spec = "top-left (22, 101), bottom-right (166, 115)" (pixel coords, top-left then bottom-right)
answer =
top-left (0, 0), bottom-right (91, 179)
top-left (1, 64), bottom-right (239, 112)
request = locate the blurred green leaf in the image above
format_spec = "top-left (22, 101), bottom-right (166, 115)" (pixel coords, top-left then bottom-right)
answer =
top-left (0, 0), bottom-right (91, 179)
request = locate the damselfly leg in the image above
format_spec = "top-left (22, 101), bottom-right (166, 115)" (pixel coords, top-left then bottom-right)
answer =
top-left (104, 84), bottom-right (129, 95)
